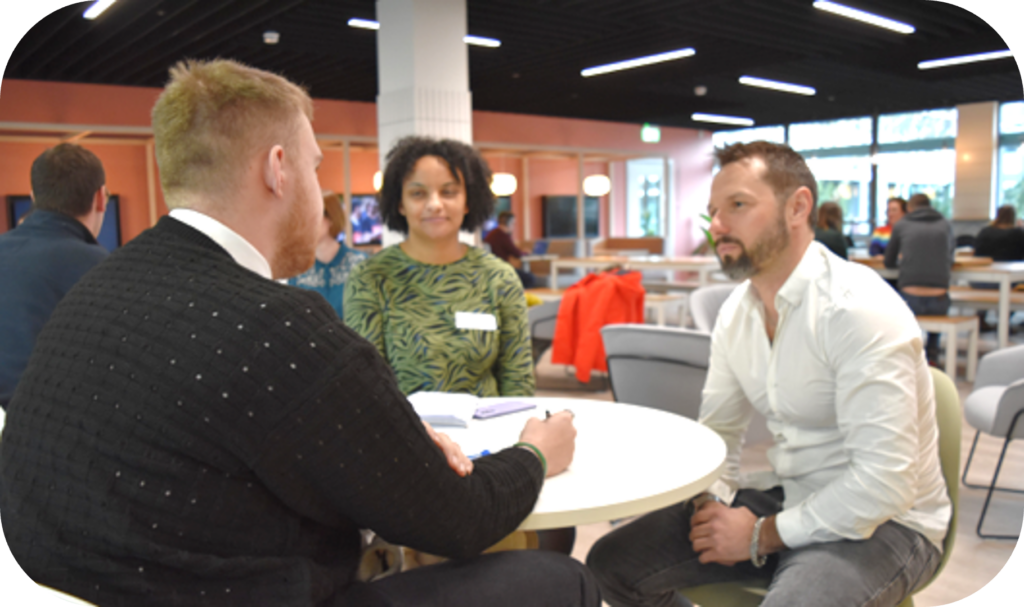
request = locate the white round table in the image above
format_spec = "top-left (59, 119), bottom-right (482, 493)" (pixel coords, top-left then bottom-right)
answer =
top-left (442, 397), bottom-right (727, 530)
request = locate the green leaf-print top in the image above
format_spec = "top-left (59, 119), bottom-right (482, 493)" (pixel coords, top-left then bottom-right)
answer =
top-left (344, 245), bottom-right (535, 397)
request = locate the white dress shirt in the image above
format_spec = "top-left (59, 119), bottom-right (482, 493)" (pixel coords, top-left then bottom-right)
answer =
top-left (168, 208), bottom-right (273, 279)
top-left (700, 241), bottom-right (951, 551)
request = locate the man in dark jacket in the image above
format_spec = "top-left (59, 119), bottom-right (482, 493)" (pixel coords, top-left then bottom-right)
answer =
top-left (1, 58), bottom-right (595, 607)
top-left (0, 143), bottom-right (109, 409)
top-left (884, 193), bottom-right (955, 363)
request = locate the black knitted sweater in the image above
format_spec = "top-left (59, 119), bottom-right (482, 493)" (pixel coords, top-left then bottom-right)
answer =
top-left (1, 216), bottom-right (543, 606)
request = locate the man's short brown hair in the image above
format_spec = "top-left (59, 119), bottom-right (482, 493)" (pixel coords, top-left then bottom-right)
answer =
top-left (152, 59), bottom-right (314, 206)
top-left (30, 143), bottom-right (105, 217)
top-left (715, 141), bottom-right (818, 227)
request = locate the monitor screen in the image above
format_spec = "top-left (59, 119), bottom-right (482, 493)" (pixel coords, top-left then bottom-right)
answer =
top-left (350, 194), bottom-right (383, 245)
top-left (6, 194), bottom-right (122, 251)
top-left (542, 195), bottom-right (599, 238)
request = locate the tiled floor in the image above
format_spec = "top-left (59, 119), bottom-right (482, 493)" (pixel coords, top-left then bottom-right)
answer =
top-left (534, 325), bottom-right (1023, 607)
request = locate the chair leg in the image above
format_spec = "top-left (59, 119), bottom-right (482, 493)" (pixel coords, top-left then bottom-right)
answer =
top-left (962, 429), bottom-right (1024, 493)
top-left (977, 412), bottom-right (1023, 540)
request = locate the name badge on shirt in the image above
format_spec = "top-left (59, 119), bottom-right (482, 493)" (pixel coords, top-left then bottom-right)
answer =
top-left (455, 312), bottom-right (498, 331)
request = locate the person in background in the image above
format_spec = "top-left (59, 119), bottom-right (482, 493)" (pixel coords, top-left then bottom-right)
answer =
top-left (0, 143), bottom-right (109, 409)
top-left (587, 141), bottom-right (949, 607)
top-left (869, 197), bottom-right (907, 256)
top-left (813, 200), bottom-right (848, 259)
top-left (484, 211), bottom-right (536, 287)
top-left (969, 204), bottom-right (1024, 330)
top-left (884, 193), bottom-right (955, 365)
top-left (286, 191), bottom-right (368, 319)
top-left (345, 136), bottom-right (535, 399)
top-left (1, 58), bottom-right (595, 606)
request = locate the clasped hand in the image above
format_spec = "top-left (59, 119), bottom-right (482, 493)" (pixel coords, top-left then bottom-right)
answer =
top-left (689, 500), bottom-right (757, 566)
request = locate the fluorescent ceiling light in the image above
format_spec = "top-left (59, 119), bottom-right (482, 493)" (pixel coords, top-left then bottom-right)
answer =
top-left (347, 18), bottom-right (380, 30)
top-left (346, 19), bottom-right (500, 47)
top-left (692, 113), bottom-right (755, 127)
top-left (918, 49), bottom-right (1013, 70)
top-left (813, 1), bottom-right (915, 35)
top-left (464, 35), bottom-right (501, 48)
top-left (83, 0), bottom-right (117, 20)
top-left (739, 76), bottom-right (816, 96)
top-left (581, 48), bottom-right (695, 77)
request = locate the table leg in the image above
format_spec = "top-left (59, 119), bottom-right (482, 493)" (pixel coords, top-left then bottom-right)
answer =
top-left (998, 277), bottom-right (1010, 349)
top-left (945, 328), bottom-right (957, 380)
top-left (549, 261), bottom-right (559, 290)
top-left (967, 321), bottom-right (979, 382)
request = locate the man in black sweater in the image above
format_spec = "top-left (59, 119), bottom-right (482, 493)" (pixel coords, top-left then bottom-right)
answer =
top-left (1, 58), bottom-right (596, 606)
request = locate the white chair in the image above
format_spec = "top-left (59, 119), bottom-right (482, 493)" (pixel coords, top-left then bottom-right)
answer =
top-left (689, 284), bottom-right (736, 333)
top-left (601, 324), bottom-right (710, 420)
top-left (962, 343), bottom-right (1024, 539)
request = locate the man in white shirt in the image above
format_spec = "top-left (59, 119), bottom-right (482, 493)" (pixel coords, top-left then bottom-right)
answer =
top-left (587, 141), bottom-right (950, 607)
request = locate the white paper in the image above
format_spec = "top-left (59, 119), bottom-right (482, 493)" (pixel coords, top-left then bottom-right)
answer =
top-left (407, 391), bottom-right (481, 427)
top-left (454, 311), bottom-right (498, 331)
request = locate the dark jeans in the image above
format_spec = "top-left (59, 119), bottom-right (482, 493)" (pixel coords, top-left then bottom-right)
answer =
top-left (586, 490), bottom-right (941, 607)
top-left (515, 267), bottom-right (537, 289)
top-left (339, 549), bottom-right (601, 606)
top-left (899, 292), bottom-right (951, 361)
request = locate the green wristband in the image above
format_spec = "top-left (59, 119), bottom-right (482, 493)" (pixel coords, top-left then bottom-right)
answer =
top-left (513, 441), bottom-right (547, 477)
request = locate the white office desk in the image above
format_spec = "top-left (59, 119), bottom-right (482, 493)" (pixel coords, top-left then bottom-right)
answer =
top-left (442, 397), bottom-right (726, 531)
top-left (548, 256), bottom-right (722, 290)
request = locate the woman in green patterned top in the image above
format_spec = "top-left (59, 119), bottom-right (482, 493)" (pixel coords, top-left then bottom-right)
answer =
top-left (344, 136), bottom-right (534, 398)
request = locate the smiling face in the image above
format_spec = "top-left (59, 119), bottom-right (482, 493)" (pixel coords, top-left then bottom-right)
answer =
top-left (886, 199), bottom-right (905, 226)
top-left (399, 155), bottom-right (468, 244)
top-left (707, 157), bottom-right (791, 281)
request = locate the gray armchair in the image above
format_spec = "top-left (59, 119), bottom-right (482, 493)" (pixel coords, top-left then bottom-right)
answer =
top-left (962, 343), bottom-right (1024, 539)
top-left (600, 324), bottom-right (711, 420)
top-left (689, 283), bottom-right (736, 333)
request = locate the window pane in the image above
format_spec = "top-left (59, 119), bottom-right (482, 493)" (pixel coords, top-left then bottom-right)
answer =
top-left (805, 155), bottom-right (873, 238)
top-left (875, 149), bottom-right (956, 221)
top-left (999, 101), bottom-right (1024, 135)
top-left (789, 117), bottom-right (871, 151)
top-left (711, 125), bottom-right (785, 148)
top-left (878, 109), bottom-right (957, 144)
top-left (626, 158), bottom-right (665, 237)
top-left (998, 141), bottom-right (1024, 214)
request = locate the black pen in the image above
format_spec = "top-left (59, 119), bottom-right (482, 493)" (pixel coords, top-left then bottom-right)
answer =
top-left (545, 410), bottom-right (551, 419)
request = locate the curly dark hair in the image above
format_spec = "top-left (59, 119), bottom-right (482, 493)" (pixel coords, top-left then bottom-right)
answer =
top-left (378, 136), bottom-right (495, 234)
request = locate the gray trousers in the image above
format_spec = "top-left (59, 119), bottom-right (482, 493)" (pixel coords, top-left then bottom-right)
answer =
top-left (586, 491), bottom-right (942, 607)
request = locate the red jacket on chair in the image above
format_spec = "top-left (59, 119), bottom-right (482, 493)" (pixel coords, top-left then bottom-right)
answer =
top-left (551, 271), bottom-right (646, 383)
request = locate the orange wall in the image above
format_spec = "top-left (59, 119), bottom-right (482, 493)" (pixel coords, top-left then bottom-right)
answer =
top-left (0, 79), bottom-right (712, 252)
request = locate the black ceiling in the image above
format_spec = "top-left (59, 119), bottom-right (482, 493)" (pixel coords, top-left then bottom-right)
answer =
top-left (5, 0), bottom-right (1022, 130)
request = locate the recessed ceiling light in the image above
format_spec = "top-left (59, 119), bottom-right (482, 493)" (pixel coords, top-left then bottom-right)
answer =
top-left (347, 18), bottom-right (380, 30)
top-left (692, 113), bottom-right (755, 127)
top-left (83, 0), bottom-right (117, 20)
top-left (346, 18), bottom-right (500, 47)
top-left (918, 49), bottom-right (1013, 70)
top-left (813, 1), bottom-right (915, 35)
top-left (581, 48), bottom-right (695, 77)
top-left (739, 76), bottom-right (816, 96)
top-left (464, 35), bottom-right (500, 48)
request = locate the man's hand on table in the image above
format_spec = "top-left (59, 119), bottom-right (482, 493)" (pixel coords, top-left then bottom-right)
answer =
top-left (689, 501), bottom-right (785, 566)
top-left (422, 421), bottom-right (473, 477)
top-left (518, 411), bottom-right (576, 477)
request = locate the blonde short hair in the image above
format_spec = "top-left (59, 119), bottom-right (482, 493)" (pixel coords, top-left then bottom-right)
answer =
top-left (152, 58), bottom-right (313, 205)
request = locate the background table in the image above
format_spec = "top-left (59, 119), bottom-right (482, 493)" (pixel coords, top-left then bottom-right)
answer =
top-left (548, 255), bottom-right (722, 290)
top-left (854, 257), bottom-right (1024, 348)
top-left (441, 397), bottom-right (727, 530)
